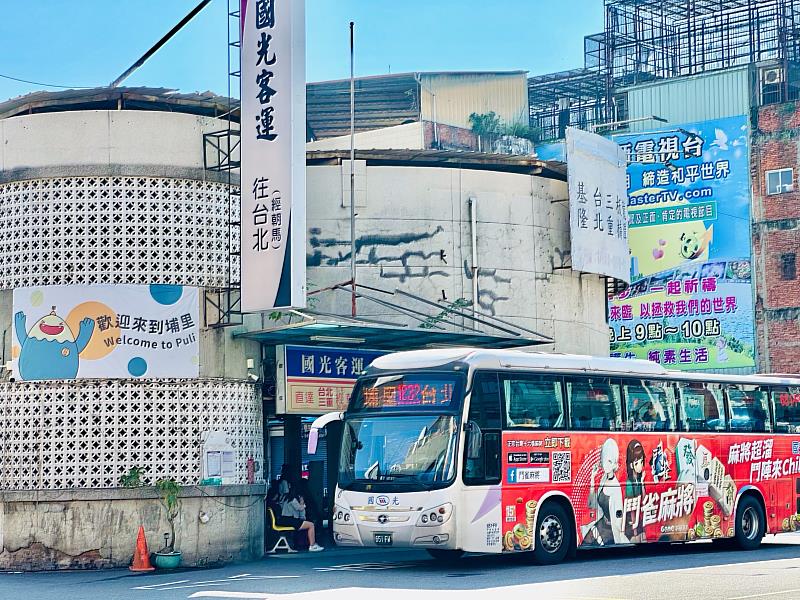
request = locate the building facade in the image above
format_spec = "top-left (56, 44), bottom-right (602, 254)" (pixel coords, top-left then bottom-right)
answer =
top-left (0, 86), bottom-right (611, 570)
top-left (0, 90), bottom-right (265, 569)
top-left (751, 101), bottom-right (800, 373)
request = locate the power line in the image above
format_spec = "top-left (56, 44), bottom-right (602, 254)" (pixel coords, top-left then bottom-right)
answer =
top-left (0, 72), bottom-right (94, 90)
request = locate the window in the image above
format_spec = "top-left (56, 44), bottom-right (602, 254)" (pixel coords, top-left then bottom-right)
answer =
top-left (766, 168), bottom-right (794, 195)
top-left (726, 385), bottom-right (771, 433)
top-left (781, 253), bottom-right (796, 280)
top-left (772, 386), bottom-right (800, 433)
top-left (677, 382), bottom-right (726, 431)
top-left (466, 372), bottom-right (502, 430)
top-left (566, 377), bottom-right (622, 431)
top-left (623, 380), bottom-right (676, 432)
top-left (501, 374), bottom-right (565, 429)
top-left (464, 372), bottom-right (502, 485)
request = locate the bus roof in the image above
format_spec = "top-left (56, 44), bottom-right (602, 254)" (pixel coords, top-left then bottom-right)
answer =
top-left (367, 347), bottom-right (800, 386)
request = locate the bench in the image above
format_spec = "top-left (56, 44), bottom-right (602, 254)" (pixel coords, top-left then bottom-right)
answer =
top-left (265, 506), bottom-right (298, 554)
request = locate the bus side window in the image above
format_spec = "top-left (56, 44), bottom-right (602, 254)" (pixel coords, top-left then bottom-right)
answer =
top-left (566, 377), bottom-right (622, 431)
top-left (677, 382), bottom-right (726, 431)
top-left (772, 386), bottom-right (800, 434)
top-left (467, 372), bottom-right (502, 429)
top-left (464, 372), bottom-right (502, 485)
top-left (623, 379), bottom-right (676, 432)
top-left (727, 385), bottom-right (771, 433)
top-left (501, 374), bottom-right (565, 429)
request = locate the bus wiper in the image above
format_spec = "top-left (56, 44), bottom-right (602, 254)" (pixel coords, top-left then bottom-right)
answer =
top-left (382, 473), bottom-right (433, 489)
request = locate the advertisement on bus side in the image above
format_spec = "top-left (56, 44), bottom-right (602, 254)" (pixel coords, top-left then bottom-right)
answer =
top-left (500, 431), bottom-right (800, 552)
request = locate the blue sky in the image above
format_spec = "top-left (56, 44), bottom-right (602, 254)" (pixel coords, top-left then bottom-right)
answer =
top-left (0, 1), bottom-right (604, 100)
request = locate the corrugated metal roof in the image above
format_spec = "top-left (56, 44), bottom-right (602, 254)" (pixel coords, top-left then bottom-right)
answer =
top-left (622, 66), bottom-right (752, 130)
top-left (0, 86), bottom-right (237, 121)
top-left (307, 74), bottom-right (420, 140)
top-left (307, 70), bottom-right (530, 140)
top-left (306, 148), bottom-right (566, 180)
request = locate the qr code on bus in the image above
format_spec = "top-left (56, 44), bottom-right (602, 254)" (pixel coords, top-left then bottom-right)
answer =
top-left (552, 451), bottom-right (571, 483)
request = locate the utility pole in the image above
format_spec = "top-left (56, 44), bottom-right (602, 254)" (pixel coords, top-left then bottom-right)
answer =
top-left (349, 21), bottom-right (357, 318)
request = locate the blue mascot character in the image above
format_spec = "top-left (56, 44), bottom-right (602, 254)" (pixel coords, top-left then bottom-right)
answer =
top-left (15, 306), bottom-right (95, 380)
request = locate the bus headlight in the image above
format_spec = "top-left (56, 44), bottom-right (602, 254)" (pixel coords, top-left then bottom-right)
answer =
top-left (416, 503), bottom-right (452, 527)
top-left (333, 505), bottom-right (354, 525)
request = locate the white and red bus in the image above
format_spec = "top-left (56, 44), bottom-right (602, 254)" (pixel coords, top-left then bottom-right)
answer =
top-left (308, 348), bottom-right (800, 564)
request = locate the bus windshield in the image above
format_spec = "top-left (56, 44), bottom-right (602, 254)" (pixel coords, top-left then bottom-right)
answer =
top-left (339, 414), bottom-right (459, 491)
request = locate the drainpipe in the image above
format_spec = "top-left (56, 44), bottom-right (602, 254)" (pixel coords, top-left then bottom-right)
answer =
top-left (468, 197), bottom-right (478, 320)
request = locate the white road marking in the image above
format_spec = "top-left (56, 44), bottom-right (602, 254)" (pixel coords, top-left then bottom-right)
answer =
top-left (133, 575), bottom-right (298, 592)
top-left (728, 590), bottom-right (800, 600)
top-left (188, 593), bottom-right (271, 599)
top-left (132, 579), bottom-right (191, 589)
top-left (314, 561), bottom-right (416, 572)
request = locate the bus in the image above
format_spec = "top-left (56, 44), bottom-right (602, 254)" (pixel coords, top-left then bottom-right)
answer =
top-left (307, 347), bottom-right (800, 564)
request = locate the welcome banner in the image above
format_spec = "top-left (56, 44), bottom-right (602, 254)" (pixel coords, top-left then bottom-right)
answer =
top-left (12, 284), bottom-right (199, 381)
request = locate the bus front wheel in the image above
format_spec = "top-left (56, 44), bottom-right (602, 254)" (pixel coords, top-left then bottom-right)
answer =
top-left (532, 501), bottom-right (572, 565)
top-left (733, 495), bottom-right (765, 551)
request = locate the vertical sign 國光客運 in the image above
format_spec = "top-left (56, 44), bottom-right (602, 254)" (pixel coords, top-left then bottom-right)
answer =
top-left (566, 127), bottom-right (631, 284)
top-left (241, 0), bottom-right (306, 311)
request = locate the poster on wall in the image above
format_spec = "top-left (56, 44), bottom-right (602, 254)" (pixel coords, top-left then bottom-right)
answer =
top-left (240, 0), bottom-right (307, 312)
top-left (11, 284), bottom-right (199, 381)
top-left (566, 127), bottom-right (630, 283)
top-left (609, 115), bottom-right (755, 371)
top-left (276, 345), bottom-right (385, 415)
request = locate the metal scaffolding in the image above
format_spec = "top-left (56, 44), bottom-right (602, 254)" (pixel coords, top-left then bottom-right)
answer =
top-left (530, 0), bottom-right (800, 141)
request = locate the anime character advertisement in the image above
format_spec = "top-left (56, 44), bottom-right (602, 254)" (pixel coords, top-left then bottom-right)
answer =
top-left (11, 284), bottom-right (199, 381)
top-left (500, 431), bottom-right (800, 552)
top-left (608, 115), bottom-right (755, 371)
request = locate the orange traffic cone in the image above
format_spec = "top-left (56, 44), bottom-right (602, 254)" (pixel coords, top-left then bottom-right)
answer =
top-left (130, 525), bottom-right (155, 572)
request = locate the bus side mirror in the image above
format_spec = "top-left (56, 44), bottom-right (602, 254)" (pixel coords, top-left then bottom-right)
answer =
top-left (307, 411), bottom-right (344, 455)
top-left (466, 421), bottom-right (483, 460)
top-left (308, 429), bottom-right (320, 455)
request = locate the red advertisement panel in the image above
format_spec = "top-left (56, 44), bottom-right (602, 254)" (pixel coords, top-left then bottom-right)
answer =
top-left (500, 431), bottom-right (800, 552)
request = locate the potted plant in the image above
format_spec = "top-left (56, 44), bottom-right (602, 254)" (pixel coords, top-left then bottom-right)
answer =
top-left (153, 477), bottom-right (182, 569)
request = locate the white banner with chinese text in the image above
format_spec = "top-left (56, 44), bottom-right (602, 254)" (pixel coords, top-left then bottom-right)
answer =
top-left (12, 284), bottom-right (199, 381)
top-left (566, 127), bottom-right (630, 283)
top-left (240, 0), bottom-right (307, 312)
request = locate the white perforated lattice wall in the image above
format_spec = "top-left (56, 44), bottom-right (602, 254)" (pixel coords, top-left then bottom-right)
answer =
top-left (0, 379), bottom-right (262, 490)
top-left (0, 176), bottom-right (240, 289)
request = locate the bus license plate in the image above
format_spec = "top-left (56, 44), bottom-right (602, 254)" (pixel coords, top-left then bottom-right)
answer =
top-left (374, 533), bottom-right (393, 546)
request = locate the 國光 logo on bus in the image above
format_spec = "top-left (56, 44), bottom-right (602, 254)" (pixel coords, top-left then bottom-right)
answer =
top-left (507, 467), bottom-right (550, 484)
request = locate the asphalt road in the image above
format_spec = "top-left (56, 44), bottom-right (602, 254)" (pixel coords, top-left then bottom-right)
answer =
top-left (3, 533), bottom-right (800, 600)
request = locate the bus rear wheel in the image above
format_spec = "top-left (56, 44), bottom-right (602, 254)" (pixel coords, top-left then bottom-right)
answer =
top-left (426, 548), bottom-right (464, 562)
top-left (532, 501), bottom-right (572, 565)
top-left (733, 495), bottom-right (765, 551)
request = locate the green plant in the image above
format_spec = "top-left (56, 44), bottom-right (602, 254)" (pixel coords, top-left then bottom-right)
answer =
top-left (469, 111), bottom-right (501, 138)
top-left (503, 121), bottom-right (542, 143)
top-left (119, 466), bottom-right (145, 488)
top-left (469, 111), bottom-right (541, 146)
top-left (156, 477), bottom-right (181, 553)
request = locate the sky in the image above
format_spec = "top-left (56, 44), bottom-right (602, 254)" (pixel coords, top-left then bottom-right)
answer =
top-left (0, 0), bottom-right (604, 101)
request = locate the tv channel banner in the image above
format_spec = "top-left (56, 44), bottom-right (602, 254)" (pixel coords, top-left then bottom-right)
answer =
top-left (609, 116), bottom-right (755, 371)
top-left (12, 284), bottom-right (199, 381)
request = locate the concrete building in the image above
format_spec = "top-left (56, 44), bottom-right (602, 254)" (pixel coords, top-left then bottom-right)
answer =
top-left (0, 85), bottom-right (608, 570)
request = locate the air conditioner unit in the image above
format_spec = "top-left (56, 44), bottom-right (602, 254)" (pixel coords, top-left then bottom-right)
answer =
top-left (762, 67), bottom-right (784, 85)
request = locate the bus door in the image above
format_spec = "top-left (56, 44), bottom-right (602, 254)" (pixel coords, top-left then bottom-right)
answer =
top-left (460, 371), bottom-right (503, 552)
top-left (769, 386), bottom-right (800, 533)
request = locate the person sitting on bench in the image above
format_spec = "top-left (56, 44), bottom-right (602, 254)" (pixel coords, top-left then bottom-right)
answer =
top-left (278, 482), bottom-right (324, 552)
